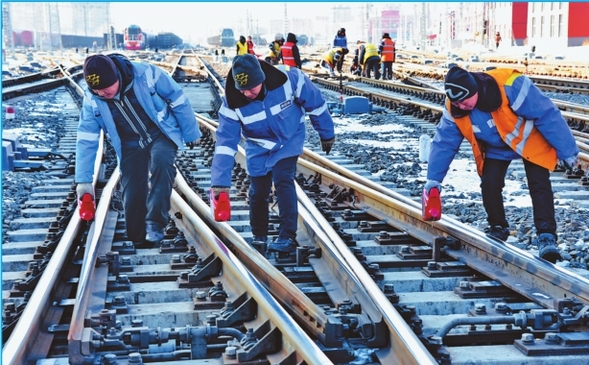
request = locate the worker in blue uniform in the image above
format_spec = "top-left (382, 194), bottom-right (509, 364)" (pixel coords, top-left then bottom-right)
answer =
top-left (210, 54), bottom-right (335, 254)
top-left (76, 54), bottom-right (201, 245)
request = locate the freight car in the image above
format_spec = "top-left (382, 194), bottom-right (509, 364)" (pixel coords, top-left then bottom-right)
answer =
top-left (146, 32), bottom-right (183, 50)
top-left (207, 28), bottom-right (235, 48)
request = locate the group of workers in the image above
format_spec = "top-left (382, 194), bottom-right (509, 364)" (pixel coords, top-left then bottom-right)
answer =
top-left (321, 28), bottom-right (396, 80)
top-left (232, 27), bottom-right (397, 80)
top-left (234, 33), bottom-right (303, 69)
top-left (75, 24), bottom-right (578, 264)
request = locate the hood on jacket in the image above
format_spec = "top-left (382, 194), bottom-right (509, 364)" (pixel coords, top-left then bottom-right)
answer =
top-left (286, 33), bottom-right (298, 43)
top-left (224, 58), bottom-right (288, 109)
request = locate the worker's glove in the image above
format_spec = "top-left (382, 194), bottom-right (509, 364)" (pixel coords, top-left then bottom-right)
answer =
top-left (185, 139), bottom-right (201, 150)
top-left (321, 137), bottom-right (336, 155)
top-left (76, 182), bottom-right (94, 200)
top-left (424, 180), bottom-right (442, 194)
top-left (559, 154), bottom-right (578, 170)
top-left (211, 186), bottom-right (230, 198)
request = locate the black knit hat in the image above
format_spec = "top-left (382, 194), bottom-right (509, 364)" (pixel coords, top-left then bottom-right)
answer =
top-left (444, 66), bottom-right (478, 102)
top-left (232, 54), bottom-right (266, 90)
top-left (83, 55), bottom-right (119, 90)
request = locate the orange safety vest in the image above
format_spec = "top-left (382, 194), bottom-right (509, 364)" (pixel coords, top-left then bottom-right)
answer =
top-left (247, 40), bottom-right (255, 54)
top-left (281, 41), bottom-right (297, 67)
top-left (448, 68), bottom-right (557, 176)
top-left (381, 38), bottom-right (395, 62)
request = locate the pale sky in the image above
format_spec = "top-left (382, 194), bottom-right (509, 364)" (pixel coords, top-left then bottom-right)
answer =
top-left (110, 2), bottom-right (342, 43)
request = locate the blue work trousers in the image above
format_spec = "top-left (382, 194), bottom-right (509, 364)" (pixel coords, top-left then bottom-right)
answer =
top-left (120, 134), bottom-right (177, 242)
top-left (480, 158), bottom-right (556, 235)
top-left (381, 61), bottom-right (393, 80)
top-left (249, 156), bottom-right (298, 240)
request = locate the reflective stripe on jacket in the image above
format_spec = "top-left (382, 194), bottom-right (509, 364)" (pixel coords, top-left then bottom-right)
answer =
top-left (380, 38), bottom-right (395, 62)
top-left (449, 68), bottom-right (558, 175)
top-left (281, 41), bottom-right (297, 67)
top-left (76, 61), bottom-right (201, 183)
top-left (212, 64), bottom-right (335, 186)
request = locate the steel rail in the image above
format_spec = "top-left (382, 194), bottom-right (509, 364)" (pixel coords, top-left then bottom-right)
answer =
top-left (174, 145), bottom-right (436, 364)
top-left (295, 183), bottom-right (438, 365)
top-left (294, 157), bottom-right (589, 307)
top-left (67, 169), bottom-right (120, 364)
top-left (2, 132), bottom-right (106, 365)
top-left (174, 163), bottom-right (333, 345)
top-left (169, 189), bottom-right (334, 365)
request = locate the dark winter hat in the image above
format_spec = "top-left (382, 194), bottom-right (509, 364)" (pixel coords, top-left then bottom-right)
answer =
top-left (232, 54), bottom-right (266, 90)
top-left (382, 33), bottom-right (390, 38)
top-left (444, 66), bottom-right (478, 102)
top-left (287, 32), bottom-right (298, 43)
top-left (83, 54), bottom-right (118, 90)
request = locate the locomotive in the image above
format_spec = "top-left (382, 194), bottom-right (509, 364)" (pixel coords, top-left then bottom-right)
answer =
top-left (124, 24), bottom-right (146, 50)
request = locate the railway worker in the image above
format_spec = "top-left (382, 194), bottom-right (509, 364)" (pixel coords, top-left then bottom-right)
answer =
top-left (358, 42), bottom-right (381, 79)
top-left (379, 33), bottom-right (395, 80)
top-left (333, 28), bottom-right (348, 72)
top-left (236, 35), bottom-right (248, 56)
top-left (75, 54), bottom-right (201, 245)
top-left (265, 34), bottom-right (284, 65)
top-left (320, 47), bottom-right (349, 77)
top-left (281, 33), bottom-right (302, 69)
top-left (423, 66), bottom-right (580, 263)
top-left (246, 35), bottom-right (256, 55)
top-left (349, 51), bottom-right (361, 76)
top-left (495, 32), bottom-right (502, 49)
top-left (210, 54), bottom-right (336, 255)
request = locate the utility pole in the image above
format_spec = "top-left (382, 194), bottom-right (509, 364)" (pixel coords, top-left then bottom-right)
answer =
top-left (2, 2), bottom-right (15, 60)
top-left (420, 2), bottom-right (426, 50)
top-left (284, 3), bottom-right (287, 37)
top-left (47, 3), bottom-right (62, 51)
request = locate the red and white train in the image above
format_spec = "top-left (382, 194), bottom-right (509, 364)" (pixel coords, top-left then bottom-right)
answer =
top-left (124, 24), bottom-right (146, 50)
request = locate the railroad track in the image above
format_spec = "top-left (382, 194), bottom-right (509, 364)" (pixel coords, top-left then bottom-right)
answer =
top-left (3, 50), bottom-right (589, 365)
top-left (311, 75), bottom-right (589, 175)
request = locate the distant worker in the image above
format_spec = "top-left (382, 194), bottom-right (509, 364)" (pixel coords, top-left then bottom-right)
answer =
top-left (76, 54), bottom-right (201, 245)
top-left (358, 42), bottom-right (381, 79)
top-left (379, 33), bottom-right (396, 80)
top-left (246, 35), bottom-right (256, 55)
top-left (281, 33), bottom-right (302, 69)
top-left (211, 54), bottom-right (335, 255)
top-left (495, 31), bottom-right (502, 49)
top-left (333, 28), bottom-right (348, 72)
top-left (266, 33), bottom-right (284, 65)
top-left (350, 54), bottom-right (362, 76)
top-left (424, 66), bottom-right (580, 263)
top-left (333, 27), bottom-right (348, 49)
top-left (236, 35), bottom-right (248, 56)
top-left (321, 47), bottom-right (349, 77)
